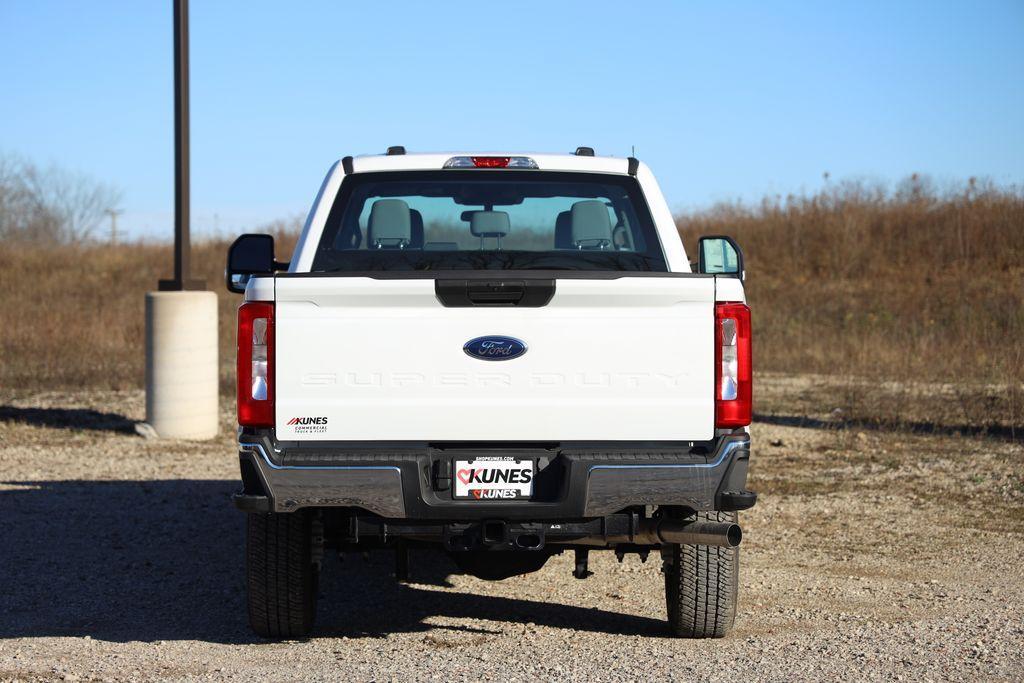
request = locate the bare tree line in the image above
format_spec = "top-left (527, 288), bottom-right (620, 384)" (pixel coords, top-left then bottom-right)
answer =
top-left (0, 153), bottom-right (123, 243)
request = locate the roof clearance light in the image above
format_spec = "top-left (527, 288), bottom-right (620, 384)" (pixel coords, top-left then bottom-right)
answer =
top-left (443, 156), bottom-right (538, 169)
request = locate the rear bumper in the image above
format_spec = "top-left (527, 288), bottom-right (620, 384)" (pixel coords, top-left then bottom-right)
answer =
top-left (233, 433), bottom-right (755, 519)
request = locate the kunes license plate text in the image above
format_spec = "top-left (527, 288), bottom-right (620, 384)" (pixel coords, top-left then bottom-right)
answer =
top-left (454, 458), bottom-right (533, 500)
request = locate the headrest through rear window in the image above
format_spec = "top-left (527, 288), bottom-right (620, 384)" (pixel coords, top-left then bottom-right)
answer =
top-left (368, 199), bottom-right (411, 248)
top-left (470, 211), bottom-right (511, 237)
top-left (554, 211), bottom-right (573, 248)
top-left (409, 209), bottom-right (424, 248)
top-left (570, 200), bottom-right (612, 248)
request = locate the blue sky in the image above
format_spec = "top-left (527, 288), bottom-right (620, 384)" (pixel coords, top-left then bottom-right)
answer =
top-left (1, 1), bottom-right (1022, 239)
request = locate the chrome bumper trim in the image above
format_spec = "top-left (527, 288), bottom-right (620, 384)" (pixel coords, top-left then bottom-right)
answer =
top-left (240, 442), bottom-right (406, 517)
top-left (583, 438), bottom-right (747, 516)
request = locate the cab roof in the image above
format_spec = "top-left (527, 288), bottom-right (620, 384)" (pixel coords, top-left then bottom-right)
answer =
top-left (344, 151), bottom-right (639, 176)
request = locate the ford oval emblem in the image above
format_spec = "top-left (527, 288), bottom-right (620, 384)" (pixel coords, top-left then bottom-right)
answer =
top-left (463, 335), bottom-right (527, 361)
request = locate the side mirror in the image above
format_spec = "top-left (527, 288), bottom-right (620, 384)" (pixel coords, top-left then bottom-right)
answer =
top-left (697, 235), bottom-right (745, 281)
top-left (226, 234), bottom-right (284, 293)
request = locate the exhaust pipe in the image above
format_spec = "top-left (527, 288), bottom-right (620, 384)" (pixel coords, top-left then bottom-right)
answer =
top-left (648, 520), bottom-right (742, 547)
top-left (565, 519), bottom-right (741, 548)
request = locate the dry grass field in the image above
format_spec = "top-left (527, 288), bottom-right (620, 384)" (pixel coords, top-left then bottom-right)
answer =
top-left (678, 178), bottom-right (1023, 435)
top-left (0, 226), bottom-right (298, 396)
top-left (1, 179), bottom-right (1021, 433)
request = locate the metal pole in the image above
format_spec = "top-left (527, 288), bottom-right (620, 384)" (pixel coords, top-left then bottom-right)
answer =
top-left (160, 0), bottom-right (203, 291)
top-left (145, 0), bottom-right (218, 441)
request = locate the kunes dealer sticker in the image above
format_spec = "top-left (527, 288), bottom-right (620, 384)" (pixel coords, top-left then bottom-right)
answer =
top-left (286, 416), bottom-right (328, 434)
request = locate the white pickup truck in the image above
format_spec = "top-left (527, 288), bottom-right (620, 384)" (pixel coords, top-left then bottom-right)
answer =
top-left (226, 148), bottom-right (755, 640)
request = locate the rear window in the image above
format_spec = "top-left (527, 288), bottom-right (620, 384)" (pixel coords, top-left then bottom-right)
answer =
top-left (311, 171), bottom-right (667, 271)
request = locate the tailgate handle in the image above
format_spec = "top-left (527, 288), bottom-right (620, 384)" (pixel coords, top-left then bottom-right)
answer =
top-left (468, 283), bottom-right (524, 305)
top-left (435, 279), bottom-right (555, 307)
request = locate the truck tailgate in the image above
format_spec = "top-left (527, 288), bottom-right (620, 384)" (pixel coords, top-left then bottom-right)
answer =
top-left (274, 277), bottom-right (715, 441)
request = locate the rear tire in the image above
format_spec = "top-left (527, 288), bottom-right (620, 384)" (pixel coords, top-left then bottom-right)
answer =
top-left (246, 511), bottom-right (319, 639)
top-left (664, 511), bottom-right (739, 638)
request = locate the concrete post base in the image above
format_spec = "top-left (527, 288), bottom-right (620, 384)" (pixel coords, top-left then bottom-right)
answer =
top-left (144, 291), bottom-right (219, 439)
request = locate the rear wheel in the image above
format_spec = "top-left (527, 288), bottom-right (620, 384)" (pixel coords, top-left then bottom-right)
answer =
top-left (663, 511), bottom-right (739, 638)
top-left (246, 510), bottom-right (319, 639)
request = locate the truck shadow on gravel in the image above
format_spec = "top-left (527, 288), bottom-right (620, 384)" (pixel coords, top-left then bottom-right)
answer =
top-left (317, 551), bottom-right (669, 639)
top-left (0, 480), bottom-right (667, 643)
top-left (0, 406), bottom-right (137, 434)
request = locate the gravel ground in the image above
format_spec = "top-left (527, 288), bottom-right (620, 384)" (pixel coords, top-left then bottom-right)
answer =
top-left (0, 388), bottom-right (1022, 682)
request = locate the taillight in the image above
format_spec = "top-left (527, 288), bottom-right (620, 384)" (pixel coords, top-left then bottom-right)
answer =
top-left (715, 302), bottom-right (752, 428)
top-left (237, 301), bottom-right (274, 427)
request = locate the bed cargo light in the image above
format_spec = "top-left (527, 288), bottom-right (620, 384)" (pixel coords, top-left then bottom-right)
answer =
top-left (714, 302), bottom-right (752, 428)
top-left (237, 301), bottom-right (274, 427)
top-left (442, 156), bottom-right (539, 169)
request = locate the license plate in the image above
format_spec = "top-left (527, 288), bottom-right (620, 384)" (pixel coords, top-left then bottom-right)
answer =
top-left (453, 457), bottom-right (534, 500)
